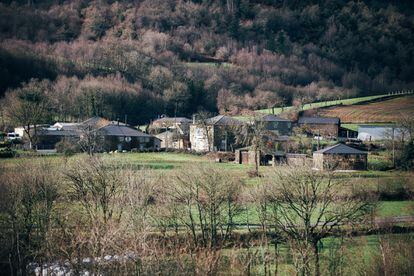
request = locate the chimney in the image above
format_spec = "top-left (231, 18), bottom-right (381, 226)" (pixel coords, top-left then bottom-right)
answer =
top-left (192, 114), bottom-right (196, 124)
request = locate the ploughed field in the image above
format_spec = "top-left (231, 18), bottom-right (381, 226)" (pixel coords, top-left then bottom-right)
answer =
top-left (315, 95), bottom-right (414, 123)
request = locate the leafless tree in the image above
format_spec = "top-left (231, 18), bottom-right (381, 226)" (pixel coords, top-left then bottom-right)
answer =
top-left (0, 161), bottom-right (59, 275)
top-left (77, 125), bottom-right (103, 155)
top-left (168, 165), bottom-right (242, 248)
top-left (2, 79), bottom-right (52, 149)
top-left (236, 113), bottom-right (277, 176)
top-left (267, 166), bottom-right (376, 276)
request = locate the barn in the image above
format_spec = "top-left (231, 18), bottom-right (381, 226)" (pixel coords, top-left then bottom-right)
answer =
top-left (313, 143), bottom-right (367, 171)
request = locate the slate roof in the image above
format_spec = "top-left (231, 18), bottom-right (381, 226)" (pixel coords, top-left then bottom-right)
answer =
top-left (298, 117), bottom-right (340, 125)
top-left (82, 116), bottom-right (110, 128)
top-left (99, 124), bottom-right (153, 137)
top-left (206, 115), bottom-right (243, 126)
top-left (153, 117), bottom-right (191, 124)
top-left (261, 114), bottom-right (291, 122)
top-left (314, 143), bottom-right (366, 154)
top-left (38, 128), bottom-right (79, 137)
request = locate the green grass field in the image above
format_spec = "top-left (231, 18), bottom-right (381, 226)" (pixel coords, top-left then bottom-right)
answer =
top-left (2, 151), bottom-right (413, 222)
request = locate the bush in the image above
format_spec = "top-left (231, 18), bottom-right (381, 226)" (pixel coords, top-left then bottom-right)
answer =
top-left (55, 140), bottom-right (79, 156)
top-left (0, 148), bottom-right (17, 158)
top-left (368, 158), bottom-right (392, 171)
top-left (0, 140), bottom-right (11, 148)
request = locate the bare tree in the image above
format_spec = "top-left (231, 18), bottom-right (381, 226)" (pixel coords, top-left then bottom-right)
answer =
top-left (77, 125), bottom-right (103, 155)
top-left (2, 79), bottom-right (52, 149)
top-left (193, 111), bottom-right (214, 152)
top-left (268, 166), bottom-right (376, 276)
top-left (168, 165), bottom-right (242, 248)
top-left (236, 113), bottom-right (277, 176)
top-left (0, 161), bottom-right (59, 275)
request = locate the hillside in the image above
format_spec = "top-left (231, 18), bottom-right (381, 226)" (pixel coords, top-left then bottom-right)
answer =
top-left (0, 0), bottom-right (414, 125)
top-left (313, 95), bottom-right (414, 123)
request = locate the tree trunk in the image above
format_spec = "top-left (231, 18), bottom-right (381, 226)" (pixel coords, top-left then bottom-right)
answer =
top-left (313, 241), bottom-right (320, 276)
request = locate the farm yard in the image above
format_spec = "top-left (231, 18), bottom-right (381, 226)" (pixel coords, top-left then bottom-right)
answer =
top-left (314, 95), bottom-right (414, 123)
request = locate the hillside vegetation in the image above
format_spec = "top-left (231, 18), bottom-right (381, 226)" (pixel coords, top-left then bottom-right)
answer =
top-left (0, 0), bottom-right (414, 125)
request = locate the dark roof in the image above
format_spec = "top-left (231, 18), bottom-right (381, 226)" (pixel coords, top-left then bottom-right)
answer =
top-left (99, 124), bottom-right (153, 137)
top-left (314, 143), bottom-right (366, 154)
top-left (298, 117), bottom-right (340, 125)
top-left (153, 117), bottom-right (191, 124)
top-left (261, 114), bottom-right (291, 122)
top-left (206, 115), bottom-right (243, 126)
top-left (82, 116), bottom-right (110, 128)
top-left (38, 128), bottom-right (79, 137)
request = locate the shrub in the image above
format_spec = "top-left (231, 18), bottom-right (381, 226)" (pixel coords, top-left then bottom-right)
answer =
top-left (55, 140), bottom-right (79, 156)
top-left (0, 148), bottom-right (17, 158)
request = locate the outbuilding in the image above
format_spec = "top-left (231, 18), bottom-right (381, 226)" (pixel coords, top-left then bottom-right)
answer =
top-left (313, 143), bottom-right (367, 171)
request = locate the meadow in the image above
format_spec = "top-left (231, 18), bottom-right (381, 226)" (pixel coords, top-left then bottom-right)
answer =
top-left (1, 151), bottom-right (413, 275)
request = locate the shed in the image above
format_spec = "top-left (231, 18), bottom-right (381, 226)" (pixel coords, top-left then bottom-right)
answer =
top-left (235, 147), bottom-right (286, 166)
top-left (313, 143), bottom-right (367, 171)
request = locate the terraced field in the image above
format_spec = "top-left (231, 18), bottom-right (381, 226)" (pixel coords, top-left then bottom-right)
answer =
top-left (316, 95), bottom-right (414, 123)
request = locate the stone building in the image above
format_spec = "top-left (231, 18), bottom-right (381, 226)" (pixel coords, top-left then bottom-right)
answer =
top-left (313, 143), bottom-right (367, 171)
top-left (298, 117), bottom-right (340, 138)
top-left (261, 114), bottom-right (292, 136)
top-left (149, 116), bottom-right (191, 134)
top-left (235, 147), bottom-right (285, 166)
top-left (190, 115), bottom-right (242, 152)
top-left (155, 131), bottom-right (188, 149)
top-left (33, 117), bottom-right (160, 152)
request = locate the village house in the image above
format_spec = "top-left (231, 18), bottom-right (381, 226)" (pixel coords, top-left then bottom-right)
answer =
top-left (260, 114), bottom-right (292, 136)
top-left (97, 122), bottom-right (160, 151)
top-left (190, 115), bottom-right (242, 152)
top-left (313, 143), bottom-right (367, 171)
top-left (298, 116), bottom-right (340, 138)
top-left (30, 117), bottom-right (160, 152)
top-left (149, 116), bottom-right (191, 150)
top-left (149, 116), bottom-right (191, 134)
top-left (155, 131), bottom-right (188, 150)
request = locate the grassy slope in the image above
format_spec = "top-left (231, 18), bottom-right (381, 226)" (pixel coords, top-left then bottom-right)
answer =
top-left (256, 94), bottom-right (393, 115)
top-left (316, 94), bottom-right (414, 123)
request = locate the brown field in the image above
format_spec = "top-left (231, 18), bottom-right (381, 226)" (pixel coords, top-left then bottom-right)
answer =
top-left (315, 95), bottom-right (414, 123)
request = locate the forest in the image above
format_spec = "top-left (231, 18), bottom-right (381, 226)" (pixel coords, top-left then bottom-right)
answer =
top-left (0, 0), bottom-right (413, 125)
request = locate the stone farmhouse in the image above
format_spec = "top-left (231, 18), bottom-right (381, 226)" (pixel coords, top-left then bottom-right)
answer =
top-left (149, 116), bottom-right (191, 150)
top-left (190, 115), bottom-right (243, 152)
top-left (31, 117), bottom-right (160, 152)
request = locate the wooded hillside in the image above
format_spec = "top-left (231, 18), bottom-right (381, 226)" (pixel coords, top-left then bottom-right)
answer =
top-left (0, 0), bottom-right (413, 124)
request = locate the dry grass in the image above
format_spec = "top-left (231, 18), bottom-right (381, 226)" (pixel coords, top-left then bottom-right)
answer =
top-left (316, 95), bottom-right (414, 123)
